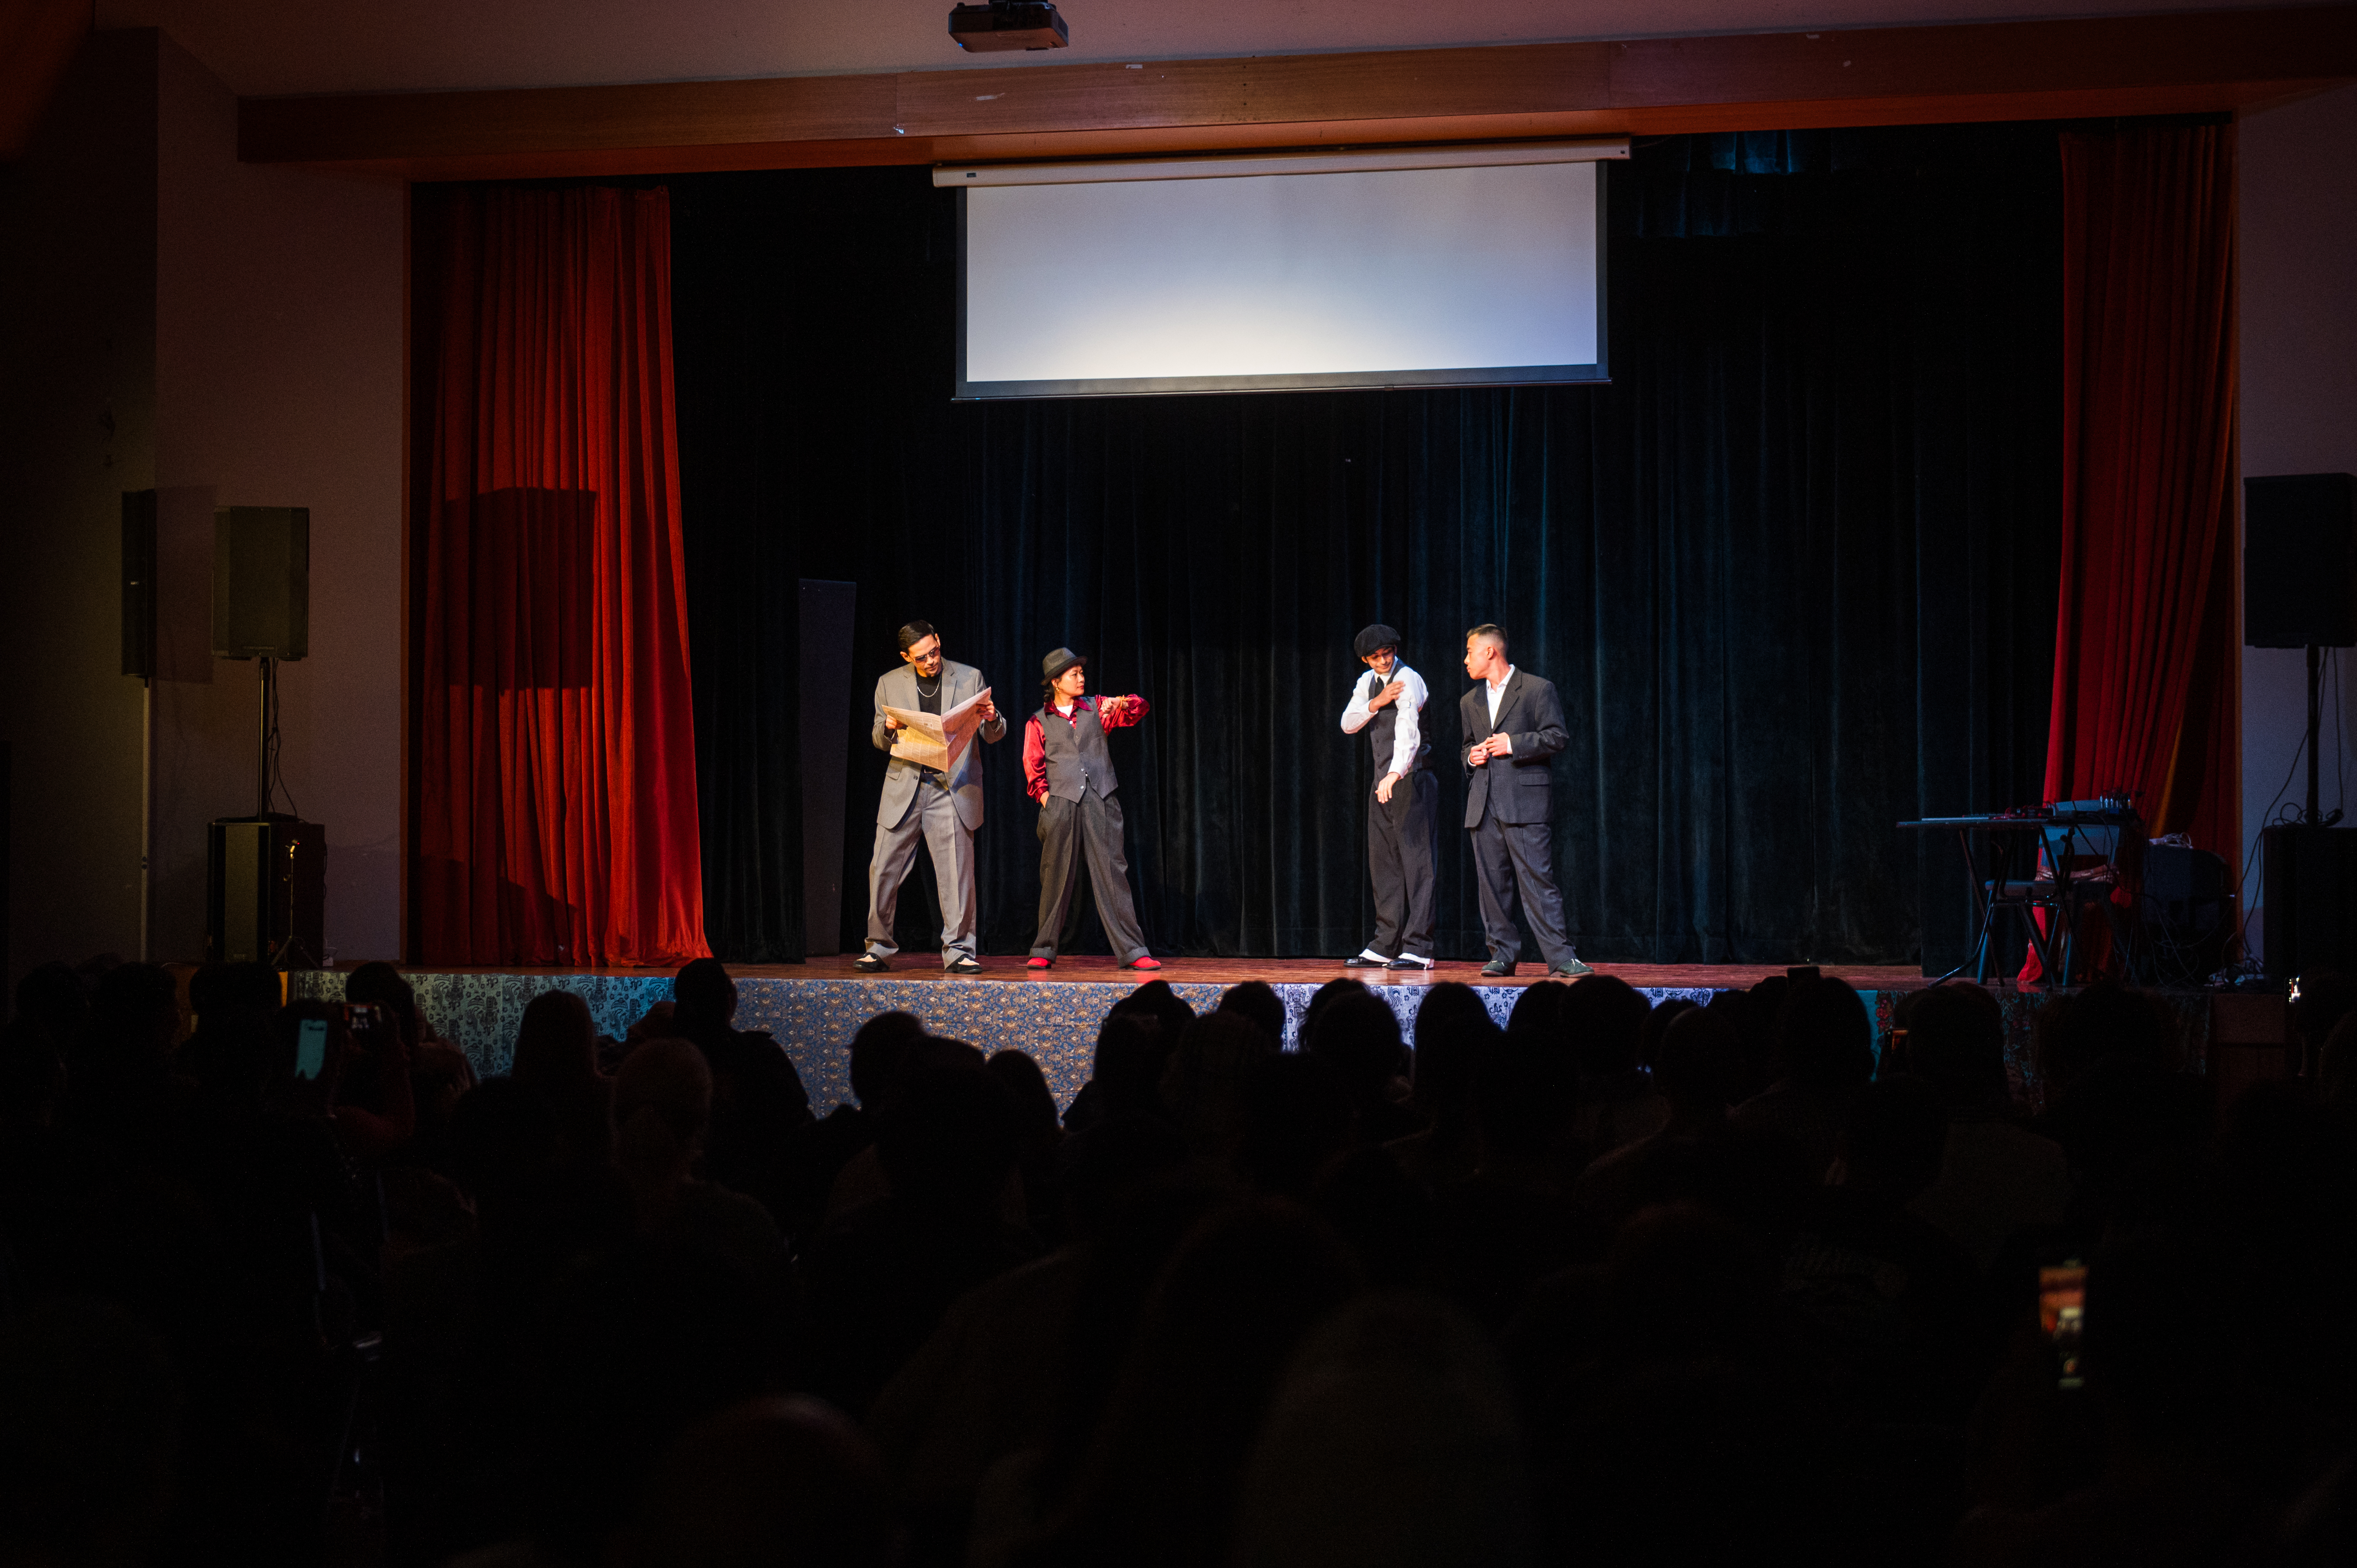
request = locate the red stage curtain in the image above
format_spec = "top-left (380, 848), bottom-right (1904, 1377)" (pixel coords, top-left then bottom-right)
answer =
top-left (418, 186), bottom-right (709, 966)
top-left (2026, 123), bottom-right (2240, 982)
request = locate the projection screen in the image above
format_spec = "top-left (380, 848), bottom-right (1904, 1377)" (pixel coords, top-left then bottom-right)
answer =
top-left (941, 142), bottom-right (1620, 400)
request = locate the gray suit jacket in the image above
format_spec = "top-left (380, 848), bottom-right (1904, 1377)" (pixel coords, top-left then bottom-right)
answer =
top-left (873, 659), bottom-right (1006, 831)
top-left (1459, 668), bottom-right (1569, 828)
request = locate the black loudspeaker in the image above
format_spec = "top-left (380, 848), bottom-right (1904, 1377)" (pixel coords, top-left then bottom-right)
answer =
top-left (2246, 473), bottom-right (2357, 649)
top-left (207, 815), bottom-right (324, 966)
top-left (123, 490), bottom-right (156, 678)
top-left (2264, 825), bottom-right (2357, 979)
top-left (2140, 842), bottom-right (2235, 978)
top-left (212, 506), bottom-right (310, 660)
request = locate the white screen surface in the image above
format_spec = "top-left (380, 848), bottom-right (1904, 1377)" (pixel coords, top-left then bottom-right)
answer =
top-left (959, 160), bottom-right (1601, 397)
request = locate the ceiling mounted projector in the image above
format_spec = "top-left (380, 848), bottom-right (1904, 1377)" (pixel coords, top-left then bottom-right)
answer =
top-left (949, 0), bottom-right (1069, 51)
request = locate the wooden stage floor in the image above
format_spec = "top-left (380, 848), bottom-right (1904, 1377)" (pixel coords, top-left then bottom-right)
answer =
top-left (394, 955), bottom-right (1940, 993)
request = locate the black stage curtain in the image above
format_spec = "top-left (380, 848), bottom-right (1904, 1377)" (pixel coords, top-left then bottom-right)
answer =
top-left (669, 124), bottom-right (2062, 968)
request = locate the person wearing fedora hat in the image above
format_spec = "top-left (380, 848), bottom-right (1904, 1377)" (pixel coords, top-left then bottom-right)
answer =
top-left (1340, 624), bottom-right (1438, 971)
top-left (1021, 648), bottom-right (1159, 970)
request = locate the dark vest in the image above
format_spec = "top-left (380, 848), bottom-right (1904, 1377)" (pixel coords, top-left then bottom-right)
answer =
top-left (1364, 671), bottom-right (1432, 774)
top-left (1038, 701), bottom-right (1118, 802)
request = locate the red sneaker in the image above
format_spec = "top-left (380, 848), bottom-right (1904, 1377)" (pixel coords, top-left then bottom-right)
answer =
top-left (1026, 956), bottom-right (1053, 970)
top-left (1124, 956), bottom-right (1163, 971)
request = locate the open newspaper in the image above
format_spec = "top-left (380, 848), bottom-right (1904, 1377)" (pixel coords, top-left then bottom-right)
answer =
top-left (884, 686), bottom-right (992, 775)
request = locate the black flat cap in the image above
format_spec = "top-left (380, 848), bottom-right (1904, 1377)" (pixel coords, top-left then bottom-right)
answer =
top-left (1353, 624), bottom-right (1402, 659)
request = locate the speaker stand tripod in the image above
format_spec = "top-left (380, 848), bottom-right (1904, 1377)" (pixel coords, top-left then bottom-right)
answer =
top-left (2303, 644), bottom-right (2344, 829)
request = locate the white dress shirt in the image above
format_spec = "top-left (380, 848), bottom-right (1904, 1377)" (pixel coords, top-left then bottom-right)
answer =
top-left (1484, 664), bottom-right (1519, 757)
top-left (1340, 662), bottom-right (1428, 777)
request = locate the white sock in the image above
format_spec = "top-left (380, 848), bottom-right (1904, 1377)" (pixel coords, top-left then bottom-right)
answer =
top-left (1357, 948), bottom-right (1392, 963)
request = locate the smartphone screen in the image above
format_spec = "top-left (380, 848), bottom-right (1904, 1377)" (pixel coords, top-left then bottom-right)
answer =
top-left (295, 1017), bottom-right (329, 1082)
top-left (2038, 1260), bottom-right (2087, 1390)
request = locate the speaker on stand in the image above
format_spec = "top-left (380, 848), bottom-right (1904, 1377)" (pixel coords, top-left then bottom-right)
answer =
top-left (2246, 473), bottom-right (2357, 978)
top-left (206, 506), bottom-right (325, 970)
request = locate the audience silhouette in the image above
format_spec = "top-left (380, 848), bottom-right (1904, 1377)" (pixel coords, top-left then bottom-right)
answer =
top-left (0, 953), bottom-right (2347, 1568)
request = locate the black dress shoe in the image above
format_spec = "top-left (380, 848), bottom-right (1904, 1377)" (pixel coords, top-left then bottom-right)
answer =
top-left (1343, 953), bottom-right (1389, 968)
top-left (1480, 958), bottom-right (1514, 978)
top-left (946, 957), bottom-right (986, 975)
top-left (1550, 957), bottom-right (1595, 979)
top-left (1385, 956), bottom-right (1435, 971)
top-left (852, 953), bottom-right (890, 974)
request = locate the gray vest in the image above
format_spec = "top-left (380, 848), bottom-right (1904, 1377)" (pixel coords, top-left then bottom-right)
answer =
top-left (1038, 701), bottom-right (1118, 801)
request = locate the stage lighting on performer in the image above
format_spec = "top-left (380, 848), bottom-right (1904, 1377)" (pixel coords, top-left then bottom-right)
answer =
top-left (949, 0), bottom-right (1069, 51)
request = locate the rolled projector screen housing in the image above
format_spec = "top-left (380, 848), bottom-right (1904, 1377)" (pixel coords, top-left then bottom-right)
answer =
top-left (952, 151), bottom-right (1610, 399)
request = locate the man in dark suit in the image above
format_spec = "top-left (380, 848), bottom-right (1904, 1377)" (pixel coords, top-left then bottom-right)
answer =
top-left (1458, 623), bottom-right (1591, 978)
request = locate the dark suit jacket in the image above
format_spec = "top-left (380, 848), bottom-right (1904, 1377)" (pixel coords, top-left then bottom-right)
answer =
top-left (1459, 668), bottom-right (1569, 828)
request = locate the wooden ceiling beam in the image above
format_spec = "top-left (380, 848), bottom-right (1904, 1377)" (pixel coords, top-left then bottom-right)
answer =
top-left (238, 4), bottom-right (2357, 180)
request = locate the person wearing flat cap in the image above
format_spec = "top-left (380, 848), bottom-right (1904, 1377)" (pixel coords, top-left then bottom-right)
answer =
top-left (1340, 623), bottom-right (1438, 970)
top-left (856, 620), bottom-right (1004, 975)
top-left (1021, 648), bottom-right (1160, 971)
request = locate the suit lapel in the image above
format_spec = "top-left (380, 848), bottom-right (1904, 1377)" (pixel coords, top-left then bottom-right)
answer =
top-left (1479, 670), bottom-right (1521, 739)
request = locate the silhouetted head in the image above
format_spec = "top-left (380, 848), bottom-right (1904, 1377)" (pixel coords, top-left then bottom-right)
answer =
top-left (514, 990), bottom-right (600, 1095)
top-left (613, 1038), bottom-right (713, 1175)
top-left (1829, 1075), bottom-right (1949, 1202)
top-left (1475, 1030), bottom-right (1575, 1161)
top-left (1239, 1052), bottom-right (1353, 1198)
top-left (2037, 980), bottom-right (2174, 1102)
top-left (1217, 981), bottom-right (1287, 1049)
top-left (345, 961), bottom-right (422, 1048)
top-left (1411, 983), bottom-right (1499, 1120)
top-left (1163, 1010), bottom-right (1283, 1159)
top-left (1299, 979), bottom-right (1369, 1055)
top-left (446, 1078), bottom-right (560, 1207)
top-left (13, 963), bottom-right (88, 1051)
top-left (1771, 977), bottom-right (1874, 1090)
top-left (0, 1020), bottom-right (66, 1129)
top-left (1091, 1011), bottom-right (1173, 1118)
top-left (1896, 983), bottom-right (2009, 1107)
top-left (1639, 997), bottom-right (1696, 1073)
top-left (1112, 979), bottom-right (1196, 1041)
top-left (1654, 1007), bottom-right (1745, 1116)
top-left (1235, 1294), bottom-right (1531, 1568)
top-left (188, 960), bottom-right (277, 1023)
top-left (624, 1396), bottom-right (890, 1568)
top-left (988, 1049), bottom-right (1062, 1147)
top-left (1563, 974), bottom-right (1651, 1078)
top-left (848, 1011), bottom-right (926, 1111)
top-left (876, 1056), bottom-right (1018, 1210)
top-left (1305, 992), bottom-right (1406, 1106)
top-left (1505, 981), bottom-right (1568, 1039)
top-left (85, 962), bottom-right (179, 1069)
top-left (672, 959), bottom-right (738, 1030)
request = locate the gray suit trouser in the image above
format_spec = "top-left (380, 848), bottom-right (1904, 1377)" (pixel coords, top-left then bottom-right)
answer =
top-left (866, 775), bottom-right (978, 965)
top-left (1032, 790), bottom-right (1149, 963)
top-left (1470, 811), bottom-right (1575, 968)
